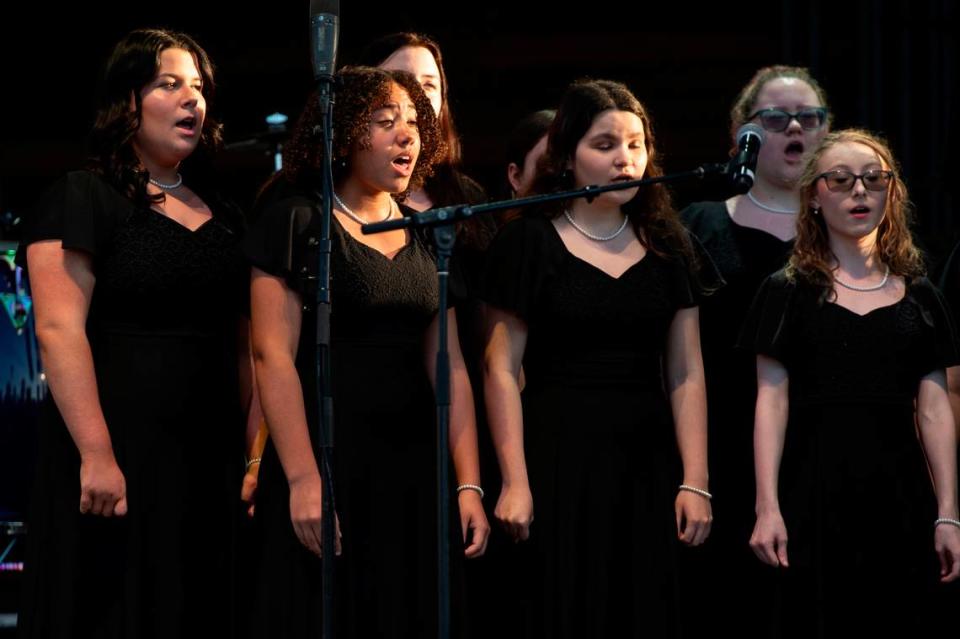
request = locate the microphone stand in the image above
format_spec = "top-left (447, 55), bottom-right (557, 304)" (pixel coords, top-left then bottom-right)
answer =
top-left (361, 161), bottom-right (729, 639)
top-left (312, 77), bottom-right (336, 639)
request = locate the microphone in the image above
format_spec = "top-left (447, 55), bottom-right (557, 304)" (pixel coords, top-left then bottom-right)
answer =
top-left (728, 123), bottom-right (764, 194)
top-left (309, 0), bottom-right (339, 82)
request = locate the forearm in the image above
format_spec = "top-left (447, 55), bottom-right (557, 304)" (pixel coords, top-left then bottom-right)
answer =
top-left (669, 375), bottom-right (709, 487)
top-left (240, 320), bottom-right (267, 458)
top-left (448, 366), bottom-right (481, 486)
top-left (484, 368), bottom-right (528, 488)
top-left (38, 327), bottom-right (113, 457)
top-left (754, 394), bottom-right (788, 513)
top-left (947, 366), bottom-right (960, 437)
top-left (918, 382), bottom-right (959, 519)
top-left (254, 353), bottom-right (318, 484)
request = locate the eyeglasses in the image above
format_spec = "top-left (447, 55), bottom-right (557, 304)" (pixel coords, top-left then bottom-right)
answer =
top-left (816, 169), bottom-right (894, 192)
top-left (748, 107), bottom-right (828, 132)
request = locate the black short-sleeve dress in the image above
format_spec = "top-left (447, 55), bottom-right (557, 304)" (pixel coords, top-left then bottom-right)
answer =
top-left (16, 171), bottom-right (248, 638)
top-left (242, 180), bottom-right (466, 638)
top-left (739, 270), bottom-right (960, 637)
top-left (480, 215), bottom-right (718, 638)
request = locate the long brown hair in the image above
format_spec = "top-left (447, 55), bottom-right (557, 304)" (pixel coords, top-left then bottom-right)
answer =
top-left (529, 79), bottom-right (694, 264)
top-left (788, 129), bottom-right (923, 299)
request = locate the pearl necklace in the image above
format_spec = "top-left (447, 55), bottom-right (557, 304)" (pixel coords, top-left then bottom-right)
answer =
top-left (563, 209), bottom-right (629, 241)
top-left (746, 191), bottom-right (798, 215)
top-left (834, 265), bottom-right (890, 292)
top-left (333, 192), bottom-right (393, 225)
top-left (149, 173), bottom-right (183, 190)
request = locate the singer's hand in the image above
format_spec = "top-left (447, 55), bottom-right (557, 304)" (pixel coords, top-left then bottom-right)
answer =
top-left (459, 490), bottom-right (490, 558)
top-left (750, 509), bottom-right (789, 568)
top-left (241, 463), bottom-right (259, 518)
top-left (78, 449), bottom-right (127, 517)
top-left (495, 483), bottom-right (534, 542)
top-left (935, 523), bottom-right (960, 582)
top-left (288, 472), bottom-right (341, 558)
top-left (675, 490), bottom-right (712, 546)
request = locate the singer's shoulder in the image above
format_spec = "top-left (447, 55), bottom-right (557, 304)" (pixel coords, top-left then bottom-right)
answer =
top-left (491, 215), bottom-right (555, 245)
top-left (679, 200), bottom-right (731, 235)
top-left (252, 177), bottom-right (320, 220)
top-left (760, 267), bottom-right (795, 293)
top-left (501, 214), bottom-right (553, 235)
top-left (486, 216), bottom-right (558, 262)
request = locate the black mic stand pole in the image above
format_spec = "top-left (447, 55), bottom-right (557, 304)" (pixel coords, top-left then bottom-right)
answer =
top-left (361, 160), bottom-right (731, 639)
top-left (313, 65), bottom-right (337, 639)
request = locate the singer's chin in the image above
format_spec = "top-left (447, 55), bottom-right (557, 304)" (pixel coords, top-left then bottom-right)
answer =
top-left (387, 176), bottom-right (413, 194)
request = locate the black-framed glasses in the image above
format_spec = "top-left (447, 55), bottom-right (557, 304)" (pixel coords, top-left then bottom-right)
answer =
top-left (816, 169), bottom-right (894, 192)
top-left (748, 107), bottom-right (828, 132)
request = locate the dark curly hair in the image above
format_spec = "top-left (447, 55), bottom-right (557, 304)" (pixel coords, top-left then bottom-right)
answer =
top-left (87, 28), bottom-right (222, 208)
top-left (529, 79), bottom-right (695, 264)
top-left (356, 33), bottom-right (491, 248)
top-left (275, 66), bottom-right (444, 197)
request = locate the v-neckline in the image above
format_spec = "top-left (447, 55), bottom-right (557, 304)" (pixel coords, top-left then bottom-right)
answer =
top-left (825, 296), bottom-right (905, 318)
top-left (149, 208), bottom-right (214, 234)
top-left (547, 220), bottom-right (648, 281)
top-left (334, 215), bottom-right (413, 262)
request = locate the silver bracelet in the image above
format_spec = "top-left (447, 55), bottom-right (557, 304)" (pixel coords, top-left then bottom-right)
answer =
top-left (245, 457), bottom-right (262, 471)
top-left (935, 517), bottom-right (960, 530)
top-left (457, 484), bottom-right (484, 499)
top-left (678, 484), bottom-right (712, 500)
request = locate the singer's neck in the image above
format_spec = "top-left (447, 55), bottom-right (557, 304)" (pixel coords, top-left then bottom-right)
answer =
top-left (748, 178), bottom-right (801, 213)
top-left (136, 150), bottom-right (181, 187)
top-left (336, 180), bottom-right (395, 220)
top-left (567, 199), bottom-right (627, 229)
top-left (829, 230), bottom-right (882, 276)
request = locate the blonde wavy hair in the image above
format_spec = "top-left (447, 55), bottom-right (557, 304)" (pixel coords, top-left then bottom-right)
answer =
top-left (787, 129), bottom-right (924, 299)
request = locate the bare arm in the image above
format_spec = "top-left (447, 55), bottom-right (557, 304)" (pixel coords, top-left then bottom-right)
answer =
top-left (947, 366), bottom-right (960, 438)
top-left (425, 309), bottom-right (490, 557)
top-left (749, 354), bottom-right (790, 567)
top-left (482, 306), bottom-right (532, 541)
top-left (665, 306), bottom-right (711, 546)
top-left (250, 267), bottom-right (338, 556)
top-left (27, 241), bottom-right (126, 517)
top-left (917, 370), bottom-right (960, 582)
top-left (238, 319), bottom-right (268, 514)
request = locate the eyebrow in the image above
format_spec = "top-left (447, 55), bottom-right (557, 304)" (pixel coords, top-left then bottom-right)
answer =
top-left (373, 102), bottom-right (417, 114)
top-left (156, 72), bottom-right (202, 83)
top-left (589, 131), bottom-right (644, 141)
top-left (760, 104), bottom-right (820, 110)
top-left (824, 162), bottom-right (882, 171)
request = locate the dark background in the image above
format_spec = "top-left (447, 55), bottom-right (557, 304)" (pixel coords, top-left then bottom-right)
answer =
top-left (0, 0), bottom-right (957, 629)
top-left (1, 0), bottom-right (957, 264)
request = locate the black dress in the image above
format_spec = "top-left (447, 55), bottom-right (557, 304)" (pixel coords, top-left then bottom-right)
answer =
top-left (480, 216), bottom-right (717, 639)
top-left (242, 181), bottom-right (465, 639)
top-left (679, 201), bottom-right (792, 633)
top-left (739, 271), bottom-right (959, 637)
top-left (16, 171), bottom-right (247, 638)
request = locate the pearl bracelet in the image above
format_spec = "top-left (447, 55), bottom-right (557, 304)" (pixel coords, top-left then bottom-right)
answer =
top-left (245, 457), bottom-right (262, 471)
top-left (457, 484), bottom-right (484, 499)
top-left (935, 517), bottom-right (960, 530)
top-left (678, 484), bottom-right (712, 500)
